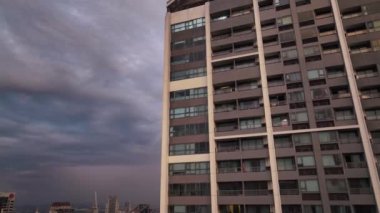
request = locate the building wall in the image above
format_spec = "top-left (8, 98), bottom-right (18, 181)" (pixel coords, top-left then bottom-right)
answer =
top-left (161, 0), bottom-right (380, 212)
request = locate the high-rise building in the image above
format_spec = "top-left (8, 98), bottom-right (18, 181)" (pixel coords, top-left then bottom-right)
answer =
top-left (0, 192), bottom-right (15, 213)
top-left (160, 0), bottom-right (380, 212)
top-left (105, 196), bottom-right (120, 213)
top-left (48, 202), bottom-right (74, 213)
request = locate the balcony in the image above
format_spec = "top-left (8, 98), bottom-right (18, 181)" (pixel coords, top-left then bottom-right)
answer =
top-left (346, 162), bottom-right (367, 169)
top-left (350, 188), bottom-right (372, 194)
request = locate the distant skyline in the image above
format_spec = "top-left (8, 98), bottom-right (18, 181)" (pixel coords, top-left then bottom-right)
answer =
top-left (0, 0), bottom-right (165, 207)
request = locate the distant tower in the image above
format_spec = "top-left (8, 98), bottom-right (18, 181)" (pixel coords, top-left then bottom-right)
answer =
top-left (0, 192), bottom-right (15, 213)
top-left (105, 196), bottom-right (119, 213)
top-left (92, 192), bottom-right (98, 213)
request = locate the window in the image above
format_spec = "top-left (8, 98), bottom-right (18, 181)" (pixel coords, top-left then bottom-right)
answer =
top-left (339, 130), bottom-right (360, 143)
top-left (307, 69), bottom-right (325, 80)
top-left (169, 162), bottom-right (209, 175)
top-left (272, 114), bottom-right (289, 127)
top-left (170, 123), bottom-right (208, 137)
top-left (311, 88), bottom-right (329, 100)
top-left (368, 20), bottom-right (380, 32)
top-left (298, 11), bottom-right (314, 27)
top-left (170, 67), bottom-right (206, 81)
top-left (241, 138), bottom-right (264, 150)
top-left (322, 155), bottom-right (342, 167)
top-left (331, 206), bottom-right (351, 213)
top-left (297, 156), bottom-right (315, 167)
top-left (299, 180), bottom-right (319, 192)
top-left (170, 105), bottom-right (207, 119)
top-left (169, 183), bottom-right (210, 196)
top-left (366, 109), bottom-right (380, 120)
top-left (327, 66), bottom-right (346, 78)
top-left (277, 16), bottom-right (293, 30)
top-left (171, 18), bottom-right (205, 33)
top-left (169, 205), bottom-right (210, 213)
top-left (282, 49), bottom-right (298, 60)
top-left (218, 160), bottom-right (240, 173)
top-left (293, 133), bottom-right (311, 146)
top-left (326, 179), bottom-right (347, 193)
top-left (277, 157), bottom-right (296, 170)
top-left (335, 109), bottom-right (355, 120)
top-left (304, 206), bottom-right (323, 213)
top-left (243, 159), bottom-right (266, 172)
top-left (240, 118), bottom-right (263, 129)
top-left (171, 36), bottom-right (205, 50)
top-left (275, 135), bottom-right (293, 148)
top-left (169, 143), bottom-right (209, 156)
top-left (171, 51), bottom-right (205, 65)
top-left (315, 108), bottom-right (334, 121)
top-left (285, 72), bottom-right (302, 83)
top-left (239, 99), bottom-right (260, 110)
top-left (319, 131), bottom-right (337, 144)
top-left (290, 111), bottom-right (309, 123)
top-left (170, 87), bottom-right (207, 101)
top-left (289, 91), bottom-right (305, 103)
top-left (304, 46), bottom-right (321, 59)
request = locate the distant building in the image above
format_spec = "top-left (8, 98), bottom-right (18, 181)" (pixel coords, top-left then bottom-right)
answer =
top-left (91, 192), bottom-right (98, 213)
top-left (0, 192), bottom-right (15, 213)
top-left (128, 204), bottom-right (152, 213)
top-left (49, 202), bottom-right (74, 213)
top-left (105, 196), bottom-right (119, 213)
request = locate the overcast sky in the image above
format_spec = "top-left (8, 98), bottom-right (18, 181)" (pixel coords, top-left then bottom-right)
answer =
top-left (0, 0), bottom-right (165, 209)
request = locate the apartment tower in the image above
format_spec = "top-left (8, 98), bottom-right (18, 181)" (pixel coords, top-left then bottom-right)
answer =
top-left (160, 0), bottom-right (380, 212)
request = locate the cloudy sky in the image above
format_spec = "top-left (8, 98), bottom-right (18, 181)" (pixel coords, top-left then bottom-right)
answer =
top-left (0, 0), bottom-right (165, 209)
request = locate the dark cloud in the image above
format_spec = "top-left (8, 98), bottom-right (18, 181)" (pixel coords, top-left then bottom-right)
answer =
top-left (0, 0), bottom-right (165, 208)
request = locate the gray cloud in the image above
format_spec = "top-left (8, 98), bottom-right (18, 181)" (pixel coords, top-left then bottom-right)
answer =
top-left (0, 0), bottom-right (165, 208)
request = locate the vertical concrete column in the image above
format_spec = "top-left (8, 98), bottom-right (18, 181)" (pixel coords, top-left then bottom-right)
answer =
top-left (160, 13), bottom-right (171, 213)
top-left (252, 1), bottom-right (282, 212)
top-left (204, 3), bottom-right (219, 213)
top-left (331, 0), bottom-right (380, 211)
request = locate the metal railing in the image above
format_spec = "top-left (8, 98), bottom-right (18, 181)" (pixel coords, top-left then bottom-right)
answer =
top-left (280, 189), bottom-right (299, 195)
top-left (346, 162), bottom-right (367, 168)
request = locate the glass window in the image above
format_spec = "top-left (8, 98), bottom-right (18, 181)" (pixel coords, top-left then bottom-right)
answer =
top-left (290, 111), bottom-right (309, 123)
top-left (272, 114), bottom-right (289, 127)
top-left (277, 16), bottom-right (293, 26)
top-left (170, 123), bottom-right (208, 137)
top-left (326, 179), bottom-right (347, 193)
top-left (169, 162), bottom-right (209, 176)
top-left (311, 88), bottom-right (329, 100)
top-left (299, 180), bottom-right (319, 192)
top-left (289, 91), bottom-right (305, 103)
top-left (240, 118), bottom-right (262, 129)
top-left (171, 18), bottom-right (205, 33)
top-left (366, 109), bottom-right (380, 120)
top-left (277, 157), bottom-right (295, 170)
top-left (322, 155), bottom-right (342, 167)
top-left (335, 109), bottom-right (355, 120)
top-left (319, 131), bottom-right (337, 144)
top-left (241, 138), bottom-right (264, 150)
top-left (293, 133), bottom-right (311, 146)
top-left (315, 108), bottom-right (334, 121)
top-left (297, 156), bottom-right (315, 167)
top-left (170, 67), bottom-right (206, 81)
top-left (169, 143), bottom-right (209, 156)
top-left (307, 69), bottom-right (325, 80)
top-left (170, 105), bottom-right (207, 119)
top-left (170, 87), bottom-right (207, 101)
top-left (304, 46), bottom-right (321, 57)
top-left (282, 49), bottom-right (298, 60)
top-left (331, 206), bottom-right (351, 213)
top-left (285, 72), bottom-right (302, 83)
top-left (304, 205), bottom-right (323, 213)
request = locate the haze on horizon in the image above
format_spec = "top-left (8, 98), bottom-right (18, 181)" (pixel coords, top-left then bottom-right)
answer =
top-left (0, 0), bottom-right (165, 207)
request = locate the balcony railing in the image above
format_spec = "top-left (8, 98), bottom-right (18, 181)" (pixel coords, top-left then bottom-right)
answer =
top-left (218, 167), bottom-right (241, 173)
top-left (245, 189), bottom-right (269, 196)
top-left (350, 188), bottom-right (372, 194)
top-left (280, 189), bottom-right (299, 195)
top-left (218, 189), bottom-right (243, 196)
top-left (217, 145), bottom-right (240, 152)
top-left (331, 93), bottom-right (351, 99)
top-left (346, 162), bottom-right (367, 168)
top-left (244, 166), bottom-right (266, 172)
